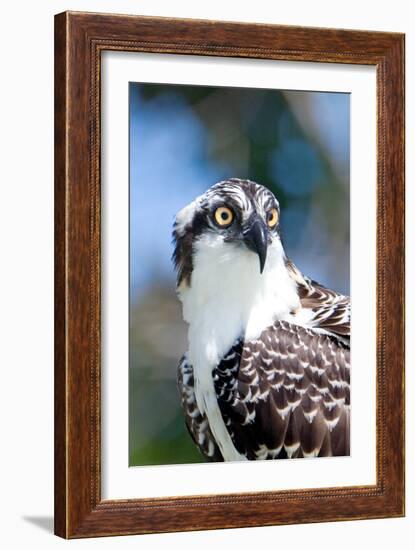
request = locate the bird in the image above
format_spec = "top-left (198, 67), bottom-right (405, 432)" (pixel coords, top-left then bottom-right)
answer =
top-left (173, 178), bottom-right (350, 461)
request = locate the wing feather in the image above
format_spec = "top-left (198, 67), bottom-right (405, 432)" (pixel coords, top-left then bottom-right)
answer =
top-left (286, 259), bottom-right (350, 340)
top-left (177, 355), bottom-right (223, 461)
top-left (213, 320), bottom-right (350, 459)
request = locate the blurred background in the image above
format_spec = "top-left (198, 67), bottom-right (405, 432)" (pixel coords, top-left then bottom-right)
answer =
top-left (129, 82), bottom-right (350, 467)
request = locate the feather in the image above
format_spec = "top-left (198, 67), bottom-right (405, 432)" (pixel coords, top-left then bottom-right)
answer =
top-left (179, 320), bottom-right (350, 460)
top-left (177, 355), bottom-right (223, 461)
top-left (286, 259), bottom-right (350, 341)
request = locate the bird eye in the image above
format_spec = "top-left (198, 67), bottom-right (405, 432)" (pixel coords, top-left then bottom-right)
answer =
top-left (214, 206), bottom-right (234, 227)
top-left (267, 208), bottom-right (279, 228)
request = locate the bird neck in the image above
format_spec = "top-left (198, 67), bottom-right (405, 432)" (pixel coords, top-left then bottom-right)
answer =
top-left (178, 239), bottom-right (301, 371)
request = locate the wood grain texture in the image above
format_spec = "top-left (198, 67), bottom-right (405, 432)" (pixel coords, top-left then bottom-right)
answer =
top-left (54, 11), bottom-right (405, 539)
top-left (54, 11), bottom-right (67, 538)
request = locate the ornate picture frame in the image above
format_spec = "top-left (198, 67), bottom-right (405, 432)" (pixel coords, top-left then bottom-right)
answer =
top-left (54, 11), bottom-right (405, 538)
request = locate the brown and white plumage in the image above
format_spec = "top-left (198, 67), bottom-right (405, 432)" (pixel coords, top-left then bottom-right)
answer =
top-left (174, 178), bottom-right (350, 462)
top-left (177, 356), bottom-right (223, 461)
top-left (286, 260), bottom-right (350, 341)
top-left (179, 315), bottom-right (350, 461)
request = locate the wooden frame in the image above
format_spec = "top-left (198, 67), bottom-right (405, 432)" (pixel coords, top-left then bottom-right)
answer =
top-left (54, 11), bottom-right (405, 538)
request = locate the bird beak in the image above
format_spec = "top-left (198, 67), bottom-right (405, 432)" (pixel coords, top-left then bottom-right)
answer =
top-left (243, 216), bottom-right (268, 273)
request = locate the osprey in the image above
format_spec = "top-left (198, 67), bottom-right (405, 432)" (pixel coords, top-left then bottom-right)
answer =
top-left (173, 178), bottom-right (350, 461)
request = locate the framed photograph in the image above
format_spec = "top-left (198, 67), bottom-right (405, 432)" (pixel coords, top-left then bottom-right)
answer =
top-left (54, 11), bottom-right (405, 538)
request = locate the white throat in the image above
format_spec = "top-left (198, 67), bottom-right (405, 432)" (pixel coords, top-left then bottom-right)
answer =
top-left (178, 235), bottom-right (300, 460)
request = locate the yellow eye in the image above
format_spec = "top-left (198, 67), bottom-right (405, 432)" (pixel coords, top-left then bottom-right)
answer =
top-left (214, 206), bottom-right (234, 227)
top-left (267, 208), bottom-right (279, 228)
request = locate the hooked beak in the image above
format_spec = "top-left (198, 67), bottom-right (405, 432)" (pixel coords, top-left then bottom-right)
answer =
top-left (243, 216), bottom-right (268, 274)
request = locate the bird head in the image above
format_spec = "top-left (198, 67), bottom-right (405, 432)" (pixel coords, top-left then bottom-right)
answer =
top-left (172, 178), bottom-right (282, 288)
